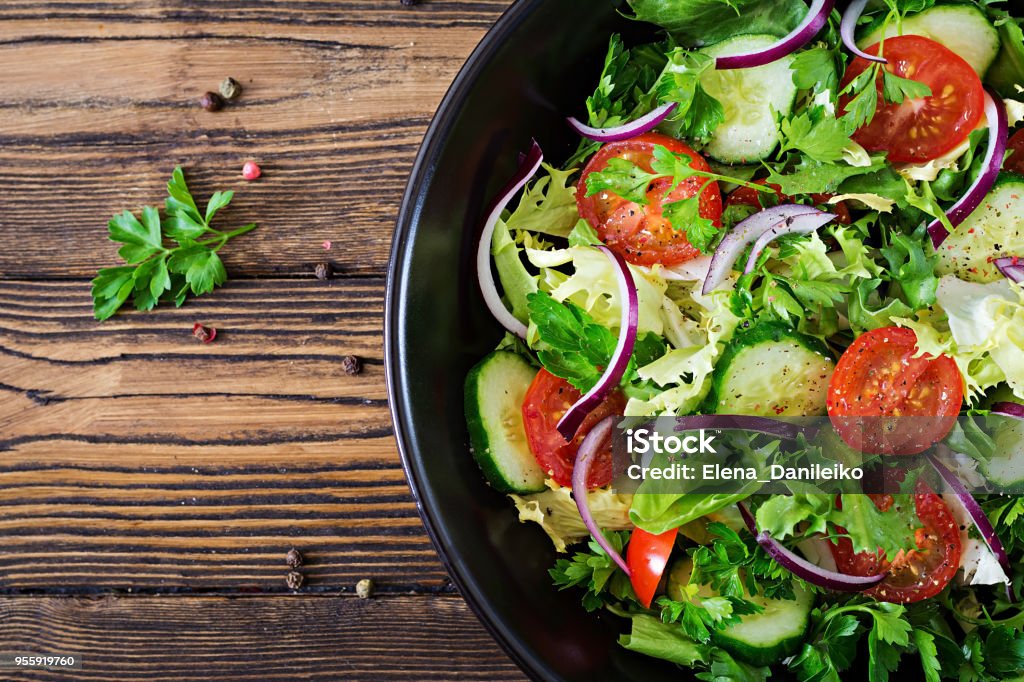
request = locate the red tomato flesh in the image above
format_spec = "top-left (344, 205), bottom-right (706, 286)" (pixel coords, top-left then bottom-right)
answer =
top-left (1007, 129), bottom-right (1024, 175)
top-left (839, 35), bottom-right (985, 164)
top-left (831, 481), bottom-right (961, 603)
top-left (521, 369), bottom-right (625, 488)
top-left (827, 326), bottom-right (963, 455)
top-left (627, 527), bottom-right (679, 608)
top-left (576, 132), bottom-right (723, 267)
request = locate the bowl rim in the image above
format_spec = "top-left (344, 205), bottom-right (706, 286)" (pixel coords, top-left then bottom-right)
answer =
top-left (384, 0), bottom-right (548, 679)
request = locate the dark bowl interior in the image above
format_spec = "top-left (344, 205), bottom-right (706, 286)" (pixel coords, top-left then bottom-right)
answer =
top-left (385, 1), bottom-right (681, 680)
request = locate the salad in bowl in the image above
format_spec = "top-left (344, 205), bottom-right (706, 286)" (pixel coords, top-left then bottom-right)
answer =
top-left (463, 0), bottom-right (1024, 679)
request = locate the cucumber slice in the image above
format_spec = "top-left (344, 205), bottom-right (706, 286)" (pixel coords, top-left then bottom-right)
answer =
top-left (859, 5), bottom-right (1001, 76)
top-left (703, 321), bottom-right (835, 416)
top-left (667, 558), bottom-right (814, 667)
top-left (699, 35), bottom-right (798, 164)
top-left (936, 174), bottom-right (1024, 283)
top-left (464, 351), bottom-right (546, 494)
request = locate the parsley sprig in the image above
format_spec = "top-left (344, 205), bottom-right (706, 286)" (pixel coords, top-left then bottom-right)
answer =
top-left (91, 168), bottom-right (256, 321)
top-left (584, 144), bottom-right (773, 253)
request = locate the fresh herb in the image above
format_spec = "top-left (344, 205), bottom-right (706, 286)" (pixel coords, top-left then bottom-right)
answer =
top-left (584, 144), bottom-right (770, 250)
top-left (880, 224), bottom-right (940, 309)
top-left (550, 531), bottom-right (635, 611)
top-left (527, 291), bottom-right (617, 392)
top-left (655, 49), bottom-right (725, 141)
top-left (777, 107), bottom-right (854, 163)
top-left (657, 589), bottom-right (759, 644)
top-left (91, 167), bottom-right (256, 321)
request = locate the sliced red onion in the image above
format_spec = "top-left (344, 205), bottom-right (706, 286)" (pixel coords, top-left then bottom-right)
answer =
top-left (671, 414), bottom-right (816, 441)
top-left (567, 102), bottom-right (678, 143)
top-left (743, 210), bottom-right (837, 274)
top-left (992, 402), bottom-right (1024, 420)
top-left (702, 204), bottom-right (826, 294)
top-left (926, 453), bottom-right (1010, 573)
top-left (995, 257), bottom-right (1024, 284)
top-left (929, 89), bottom-right (1009, 248)
top-left (841, 0), bottom-right (887, 64)
top-left (715, 0), bottom-right (835, 70)
top-left (738, 503), bottom-right (887, 591)
top-left (476, 140), bottom-right (544, 338)
top-left (556, 245), bottom-right (638, 440)
top-left (573, 416), bottom-right (630, 575)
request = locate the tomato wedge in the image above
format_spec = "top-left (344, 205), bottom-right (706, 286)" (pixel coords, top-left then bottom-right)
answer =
top-left (627, 527), bottom-right (678, 608)
top-left (521, 369), bottom-right (625, 488)
top-left (830, 482), bottom-right (961, 603)
top-left (839, 35), bottom-right (985, 164)
top-left (1007, 129), bottom-right (1024, 175)
top-left (576, 132), bottom-right (723, 267)
top-left (827, 326), bottom-right (963, 455)
top-left (725, 181), bottom-right (852, 224)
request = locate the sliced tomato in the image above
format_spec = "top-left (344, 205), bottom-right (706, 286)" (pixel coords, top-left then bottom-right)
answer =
top-left (627, 527), bottom-right (679, 608)
top-left (830, 481), bottom-right (961, 603)
top-left (521, 369), bottom-right (625, 488)
top-left (725, 180), bottom-right (852, 224)
top-left (576, 132), bottom-right (723, 267)
top-left (1007, 129), bottom-right (1024, 175)
top-left (827, 326), bottom-right (963, 455)
top-left (839, 35), bottom-right (985, 164)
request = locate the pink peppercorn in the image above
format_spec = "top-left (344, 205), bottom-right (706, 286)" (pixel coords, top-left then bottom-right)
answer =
top-left (242, 161), bottom-right (261, 180)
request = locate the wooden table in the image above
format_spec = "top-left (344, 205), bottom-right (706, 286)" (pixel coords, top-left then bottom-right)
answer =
top-left (0, 1), bottom-right (527, 678)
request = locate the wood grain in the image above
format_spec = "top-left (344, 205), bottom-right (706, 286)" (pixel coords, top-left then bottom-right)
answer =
top-left (0, 0), bottom-right (511, 279)
top-left (0, 0), bottom-right (527, 677)
top-left (0, 279), bottom-right (462, 591)
top-left (0, 595), bottom-right (527, 681)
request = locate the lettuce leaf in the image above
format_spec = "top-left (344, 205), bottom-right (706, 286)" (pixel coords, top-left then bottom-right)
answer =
top-left (505, 163), bottom-right (579, 237)
top-left (895, 277), bottom-right (1024, 402)
top-left (625, 0), bottom-right (807, 47)
top-left (509, 480), bottom-right (633, 552)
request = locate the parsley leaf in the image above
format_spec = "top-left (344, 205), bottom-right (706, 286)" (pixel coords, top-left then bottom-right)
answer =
top-left (655, 49), bottom-right (725, 140)
top-left (791, 46), bottom-right (840, 93)
top-left (778, 107), bottom-right (854, 163)
top-left (882, 69), bottom-right (932, 104)
top-left (767, 157), bottom-right (888, 195)
top-left (91, 167), bottom-right (256, 321)
top-left (880, 225), bottom-right (939, 310)
top-left (550, 531), bottom-right (634, 611)
top-left (586, 157), bottom-right (660, 204)
top-left (664, 196), bottom-right (718, 253)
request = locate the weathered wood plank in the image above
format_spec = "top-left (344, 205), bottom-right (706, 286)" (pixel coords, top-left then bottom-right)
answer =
top-left (0, 279), bottom-right (462, 591)
top-left (0, 0), bottom-right (513, 279)
top-left (0, 594), bottom-right (527, 681)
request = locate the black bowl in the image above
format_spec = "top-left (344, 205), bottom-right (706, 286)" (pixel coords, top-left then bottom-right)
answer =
top-left (384, 1), bottom-right (683, 680)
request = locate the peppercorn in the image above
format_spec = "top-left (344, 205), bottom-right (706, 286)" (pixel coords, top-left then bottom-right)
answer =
top-left (192, 323), bottom-right (217, 344)
top-left (286, 571), bottom-right (304, 590)
top-left (199, 91), bottom-right (224, 112)
top-left (314, 262), bottom-right (331, 281)
top-left (356, 578), bottom-right (375, 599)
top-left (341, 355), bottom-right (362, 376)
top-left (219, 77), bottom-right (242, 100)
top-left (285, 548), bottom-right (303, 568)
top-left (242, 160), bottom-right (261, 181)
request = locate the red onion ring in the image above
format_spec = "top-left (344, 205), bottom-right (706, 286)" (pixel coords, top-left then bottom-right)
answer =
top-left (670, 414), bottom-right (816, 441)
top-left (738, 502), bottom-right (887, 591)
top-left (476, 140), bottom-right (544, 338)
top-left (993, 402), bottom-right (1024, 420)
top-left (556, 245), bottom-right (639, 441)
top-left (702, 204), bottom-right (827, 294)
top-left (995, 257), bottom-right (1024, 284)
top-left (567, 102), bottom-right (678, 143)
top-left (715, 0), bottom-right (835, 70)
top-left (926, 453), bottom-right (1011, 573)
top-left (928, 89), bottom-right (1009, 248)
top-left (572, 416), bottom-right (630, 575)
top-left (743, 210), bottom-right (837, 274)
top-left (841, 0), bottom-right (888, 64)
